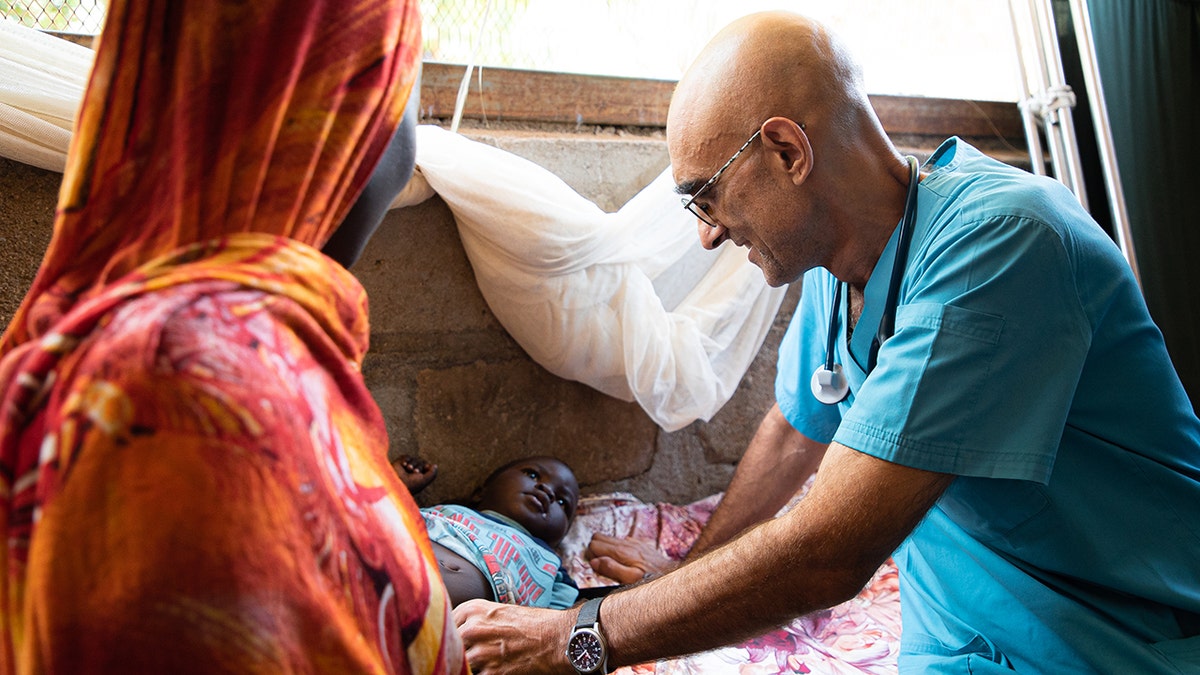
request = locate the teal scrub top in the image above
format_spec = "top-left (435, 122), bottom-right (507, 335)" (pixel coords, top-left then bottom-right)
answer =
top-left (776, 138), bottom-right (1200, 672)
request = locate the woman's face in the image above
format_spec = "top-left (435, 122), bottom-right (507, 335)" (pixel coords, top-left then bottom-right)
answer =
top-left (474, 457), bottom-right (579, 547)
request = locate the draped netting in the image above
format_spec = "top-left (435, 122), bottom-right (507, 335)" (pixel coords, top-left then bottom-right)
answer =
top-left (392, 126), bottom-right (787, 430)
top-left (0, 23), bottom-right (787, 431)
top-left (0, 21), bottom-right (88, 172)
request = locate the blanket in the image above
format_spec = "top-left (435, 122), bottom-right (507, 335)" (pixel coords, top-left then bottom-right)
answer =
top-left (559, 490), bottom-right (902, 674)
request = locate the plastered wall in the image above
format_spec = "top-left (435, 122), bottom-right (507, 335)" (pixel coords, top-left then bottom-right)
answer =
top-left (0, 128), bottom-right (797, 508)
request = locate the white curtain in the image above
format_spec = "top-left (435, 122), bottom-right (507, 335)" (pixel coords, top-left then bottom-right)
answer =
top-left (0, 23), bottom-right (787, 431)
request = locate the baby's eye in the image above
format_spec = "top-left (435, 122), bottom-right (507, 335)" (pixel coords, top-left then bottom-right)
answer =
top-left (523, 468), bottom-right (539, 479)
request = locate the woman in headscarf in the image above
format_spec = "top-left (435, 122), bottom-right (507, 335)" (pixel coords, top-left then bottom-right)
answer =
top-left (0, 1), bottom-right (465, 673)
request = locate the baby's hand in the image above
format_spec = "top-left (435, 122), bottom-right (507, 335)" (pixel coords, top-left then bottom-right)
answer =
top-left (391, 454), bottom-right (438, 494)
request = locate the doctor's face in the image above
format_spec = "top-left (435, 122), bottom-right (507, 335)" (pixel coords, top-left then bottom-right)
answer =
top-left (674, 128), bottom-right (815, 287)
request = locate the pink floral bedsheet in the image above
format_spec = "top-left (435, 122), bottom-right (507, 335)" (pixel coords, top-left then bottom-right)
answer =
top-left (558, 492), bottom-right (901, 674)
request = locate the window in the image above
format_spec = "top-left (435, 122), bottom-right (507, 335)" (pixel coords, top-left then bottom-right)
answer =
top-left (5, 1), bottom-right (1021, 102)
top-left (0, 0), bottom-right (1027, 155)
top-left (422, 0), bottom-right (1021, 102)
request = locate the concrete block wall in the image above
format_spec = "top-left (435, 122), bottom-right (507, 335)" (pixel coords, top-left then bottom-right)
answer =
top-left (0, 127), bottom-right (794, 508)
top-left (0, 158), bottom-right (56, 329)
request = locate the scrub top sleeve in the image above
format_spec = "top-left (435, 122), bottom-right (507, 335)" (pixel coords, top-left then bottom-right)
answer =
top-left (776, 269), bottom-right (843, 444)
top-left (836, 214), bottom-right (1091, 482)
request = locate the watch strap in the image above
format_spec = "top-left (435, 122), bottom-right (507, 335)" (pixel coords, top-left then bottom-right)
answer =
top-left (575, 596), bottom-right (603, 629)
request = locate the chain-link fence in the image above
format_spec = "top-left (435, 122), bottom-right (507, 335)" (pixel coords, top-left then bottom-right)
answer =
top-left (0, 0), bottom-right (549, 69)
top-left (419, 0), bottom-right (550, 70)
top-left (1, 0), bottom-right (105, 33)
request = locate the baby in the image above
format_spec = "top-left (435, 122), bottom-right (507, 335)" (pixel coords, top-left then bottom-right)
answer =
top-left (394, 455), bottom-right (581, 609)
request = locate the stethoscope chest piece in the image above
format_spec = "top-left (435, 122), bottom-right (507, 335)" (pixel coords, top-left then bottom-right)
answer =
top-left (810, 362), bottom-right (850, 405)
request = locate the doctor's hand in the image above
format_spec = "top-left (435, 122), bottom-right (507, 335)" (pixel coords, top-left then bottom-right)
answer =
top-left (585, 533), bottom-right (679, 585)
top-left (453, 599), bottom-right (574, 675)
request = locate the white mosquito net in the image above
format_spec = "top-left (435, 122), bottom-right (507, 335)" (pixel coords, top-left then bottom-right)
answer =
top-left (0, 21), bottom-right (90, 172)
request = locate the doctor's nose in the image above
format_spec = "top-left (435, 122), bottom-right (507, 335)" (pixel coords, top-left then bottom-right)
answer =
top-left (698, 219), bottom-right (729, 250)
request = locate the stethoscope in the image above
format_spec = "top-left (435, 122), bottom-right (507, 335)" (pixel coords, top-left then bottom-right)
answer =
top-left (810, 155), bottom-right (920, 405)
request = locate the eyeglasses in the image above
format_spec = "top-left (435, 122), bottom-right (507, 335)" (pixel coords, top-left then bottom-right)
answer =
top-left (680, 127), bottom-right (762, 227)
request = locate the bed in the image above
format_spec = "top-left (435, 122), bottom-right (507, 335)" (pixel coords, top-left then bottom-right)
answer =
top-left (557, 484), bottom-right (902, 675)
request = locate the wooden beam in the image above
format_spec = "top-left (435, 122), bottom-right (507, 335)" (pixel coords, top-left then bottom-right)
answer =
top-left (419, 62), bottom-right (1025, 149)
top-left (419, 62), bottom-right (676, 128)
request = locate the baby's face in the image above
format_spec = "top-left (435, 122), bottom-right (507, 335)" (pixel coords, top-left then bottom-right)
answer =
top-left (475, 457), bottom-right (579, 547)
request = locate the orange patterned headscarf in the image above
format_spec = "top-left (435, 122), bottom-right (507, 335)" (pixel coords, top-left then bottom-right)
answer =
top-left (0, 1), bottom-right (465, 673)
top-left (2, 0), bottom-right (416, 350)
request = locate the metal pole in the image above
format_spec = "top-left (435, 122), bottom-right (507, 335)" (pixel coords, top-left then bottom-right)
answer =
top-left (1009, 0), bottom-right (1049, 176)
top-left (1068, 0), bottom-right (1141, 287)
top-left (1010, 0), bottom-right (1090, 206)
top-left (1031, 0), bottom-right (1090, 209)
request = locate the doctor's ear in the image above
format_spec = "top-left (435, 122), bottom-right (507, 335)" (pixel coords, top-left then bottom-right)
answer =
top-left (760, 117), bottom-right (812, 183)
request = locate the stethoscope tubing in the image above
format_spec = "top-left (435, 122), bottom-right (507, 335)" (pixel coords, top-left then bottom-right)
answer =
top-left (812, 155), bottom-right (920, 405)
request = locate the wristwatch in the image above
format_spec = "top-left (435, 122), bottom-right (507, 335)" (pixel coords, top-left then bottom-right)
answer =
top-left (565, 596), bottom-right (608, 674)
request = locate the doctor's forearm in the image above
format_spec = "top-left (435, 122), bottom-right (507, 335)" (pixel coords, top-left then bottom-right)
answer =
top-left (603, 443), bottom-right (953, 669)
top-left (604, 508), bottom-right (863, 667)
top-left (688, 403), bottom-right (825, 558)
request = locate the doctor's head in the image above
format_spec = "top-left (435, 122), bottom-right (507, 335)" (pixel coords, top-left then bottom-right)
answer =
top-left (668, 11), bottom-right (909, 290)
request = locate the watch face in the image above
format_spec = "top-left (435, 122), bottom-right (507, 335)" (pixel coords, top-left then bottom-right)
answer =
top-left (567, 629), bottom-right (605, 672)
